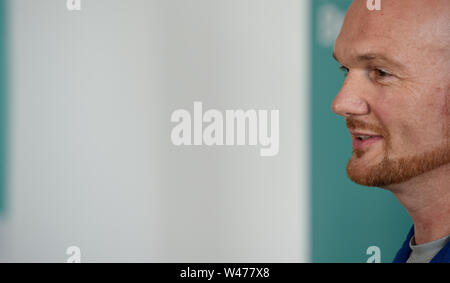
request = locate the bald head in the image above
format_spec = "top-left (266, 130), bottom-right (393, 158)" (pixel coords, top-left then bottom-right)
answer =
top-left (346, 0), bottom-right (449, 44)
top-left (335, 0), bottom-right (450, 69)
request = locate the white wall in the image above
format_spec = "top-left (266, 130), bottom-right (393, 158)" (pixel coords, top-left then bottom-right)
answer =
top-left (0, 0), bottom-right (309, 262)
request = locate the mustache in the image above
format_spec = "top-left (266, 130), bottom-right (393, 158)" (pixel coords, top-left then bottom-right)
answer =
top-left (346, 118), bottom-right (389, 137)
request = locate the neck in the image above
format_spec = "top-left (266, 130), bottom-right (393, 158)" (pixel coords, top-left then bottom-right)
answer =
top-left (386, 164), bottom-right (450, 245)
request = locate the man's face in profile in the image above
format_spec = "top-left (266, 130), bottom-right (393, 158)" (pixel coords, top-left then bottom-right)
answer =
top-left (331, 0), bottom-right (450, 188)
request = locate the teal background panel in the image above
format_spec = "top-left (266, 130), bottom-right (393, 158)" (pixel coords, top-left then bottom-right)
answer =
top-left (310, 0), bottom-right (412, 263)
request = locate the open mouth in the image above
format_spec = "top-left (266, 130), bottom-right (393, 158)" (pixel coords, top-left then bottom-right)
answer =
top-left (351, 133), bottom-right (384, 150)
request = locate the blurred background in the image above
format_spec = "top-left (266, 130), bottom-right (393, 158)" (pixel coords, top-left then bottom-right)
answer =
top-left (0, 0), bottom-right (410, 262)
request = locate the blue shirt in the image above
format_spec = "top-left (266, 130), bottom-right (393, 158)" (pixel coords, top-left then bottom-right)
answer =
top-left (393, 226), bottom-right (450, 263)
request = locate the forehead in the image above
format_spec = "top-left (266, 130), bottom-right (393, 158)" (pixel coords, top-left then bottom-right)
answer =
top-left (334, 0), bottom-right (449, 66)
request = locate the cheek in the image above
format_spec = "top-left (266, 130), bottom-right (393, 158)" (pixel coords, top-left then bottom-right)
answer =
top-left (371, 99), bottom-right (411, 139)
top-left (371, 79), bottom-right (450, 152)
top-left (371, 96), bottom-right (442, 152)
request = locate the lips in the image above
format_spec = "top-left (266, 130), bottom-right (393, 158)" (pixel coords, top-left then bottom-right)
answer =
top-left (350, 131), bottom-right (384, 150)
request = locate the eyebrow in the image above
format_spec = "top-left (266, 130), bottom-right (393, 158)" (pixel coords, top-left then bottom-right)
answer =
top-left (332, 52), bottom-right (406, 71)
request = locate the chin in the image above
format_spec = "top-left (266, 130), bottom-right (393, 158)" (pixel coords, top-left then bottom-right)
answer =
top-left (346, 143), bottom-right (450, 188)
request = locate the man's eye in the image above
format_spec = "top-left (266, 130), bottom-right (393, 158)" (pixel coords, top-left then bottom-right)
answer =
top-left (370, 68), bottom-right (393, 81)
top-left (375, 69), bottom-right (390, 77)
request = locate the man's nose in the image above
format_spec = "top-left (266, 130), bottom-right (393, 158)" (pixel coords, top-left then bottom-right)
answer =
top-left (331, 73), bottom-right (370, 117)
